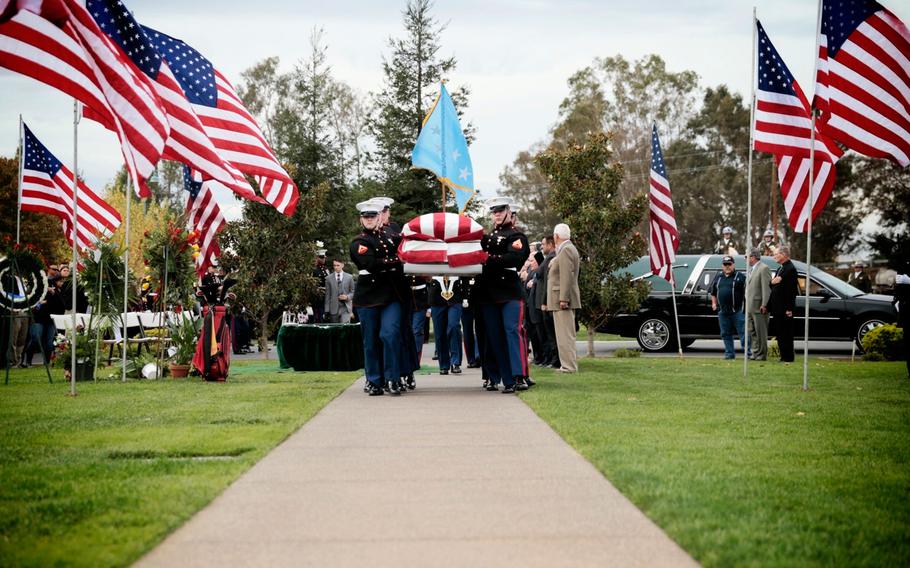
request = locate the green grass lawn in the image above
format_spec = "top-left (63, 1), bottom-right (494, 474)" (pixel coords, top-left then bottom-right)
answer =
top-left (575, 324), bottom-right (623, 342)
top-left (521, 357), bottom-right (910, 567)
top-left (0, 361), bottom-right (357, 568)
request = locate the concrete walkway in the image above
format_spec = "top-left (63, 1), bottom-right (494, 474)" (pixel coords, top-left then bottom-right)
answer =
top-left (136, 367), bottom-right (698, 568)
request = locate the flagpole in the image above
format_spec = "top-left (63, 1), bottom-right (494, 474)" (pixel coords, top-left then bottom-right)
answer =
top-left (802, 111), bottom-right (816, 392)
top-left (69, 100), bottom-right (80, 397)
top-left (16, 115), bottom-right (24, 245)
top-left (122, 177), bottom-right (131, 382)
top-left (670, 270), bottom-right (683, 356)
top-left (744, 6), bottom-right (757, 378)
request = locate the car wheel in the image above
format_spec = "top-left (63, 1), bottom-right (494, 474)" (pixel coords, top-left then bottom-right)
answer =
top-left (855, 318), bottom-right (886, 351)
top-left (637, 318), bottom-right (672, 352)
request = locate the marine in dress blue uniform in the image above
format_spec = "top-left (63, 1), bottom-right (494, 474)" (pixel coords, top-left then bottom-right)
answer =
top-left (350, 200), bottom-right (406, 396)
top-left (373, 196), bottom-right (417, 390)
top-left (428, 276), bottom-right (466, 374)
top-left (477, 197), bottom-right (530, 394)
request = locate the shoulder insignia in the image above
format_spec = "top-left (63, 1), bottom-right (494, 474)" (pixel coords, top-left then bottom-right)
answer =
top-left (511, 240), bottom-right (523, 250)
top-left (357, 244), bottom-right (368, 255)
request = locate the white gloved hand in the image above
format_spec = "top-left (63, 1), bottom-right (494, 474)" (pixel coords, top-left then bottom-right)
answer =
top-left (462, 299), bottom-right (469, 308)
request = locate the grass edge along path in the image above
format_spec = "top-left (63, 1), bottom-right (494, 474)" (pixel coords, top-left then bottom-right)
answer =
top-left (520, 357), bottom-right (910, 568)
top-left (0, 361), bottom-right (358, 568)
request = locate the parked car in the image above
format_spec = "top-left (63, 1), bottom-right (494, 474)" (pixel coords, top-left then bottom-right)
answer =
top-left (601, 254), bottom-right (898, 352)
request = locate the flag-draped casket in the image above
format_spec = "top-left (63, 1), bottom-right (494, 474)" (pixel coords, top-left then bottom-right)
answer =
top-left (398, 212), bottom-right (487, 275)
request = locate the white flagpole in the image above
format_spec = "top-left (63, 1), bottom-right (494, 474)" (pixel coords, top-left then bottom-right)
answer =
top-left (70, 100), bottom-right (80, 397)
top-left (803, 112), bottom-right (816, 392)
top-left (16, 115), bottom-right (24, 245)
top-left (122, 177), bottom-right (131, 382)
top-left (670, 270), bottom-right (683, 356)
top-left (745, 7), bottom-right (757, 378)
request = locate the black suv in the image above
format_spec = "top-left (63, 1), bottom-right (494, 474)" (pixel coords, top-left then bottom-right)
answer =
top-left (602, 254), bottom-right (898, 352)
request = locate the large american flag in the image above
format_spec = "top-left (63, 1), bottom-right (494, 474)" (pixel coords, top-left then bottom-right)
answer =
top-left (815, 0), bottom-right (910, 167)
top-left (648, 124), bottom-right (679, 282)
top-left (183, 165), bottom-right (224, 277)
top-left (142, 25), bottom-right (299, 217)
top-left (20, 122), bottom-right (121, 252)
top-left (754, 21), bottom-right (844, 233)
top-left (84, 0), bottom-right (263, 205)
top-left (0, 0), bottom-right (169, 199)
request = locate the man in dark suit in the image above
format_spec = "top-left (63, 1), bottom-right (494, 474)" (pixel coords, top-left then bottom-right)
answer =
top-left (769, 245), bottom-right (799, 363)
top-left (534, 236), bottom-right (559, 368)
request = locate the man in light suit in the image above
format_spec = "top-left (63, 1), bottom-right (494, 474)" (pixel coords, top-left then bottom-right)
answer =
top-left (545, 223), bottom-right (581, 373)
top-left (324, 259), bottom-right (355, 323)
top-left (746, 248), bottom-right (772, 361)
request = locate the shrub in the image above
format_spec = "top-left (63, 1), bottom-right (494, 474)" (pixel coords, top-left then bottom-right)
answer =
top-left (768, 338), bottom-right (780, 359)
top-left (614, 348), bottom-right (641, 358)
top-left (861, 324), bottom-right (904, 361)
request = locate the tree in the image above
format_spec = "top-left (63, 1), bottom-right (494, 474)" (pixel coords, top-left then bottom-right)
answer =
top-left (0, 155), bottom-right (69, 263)
top-left (502, 54), bottom-right (698, 234)
top-left (219, 182), bottom-right (330, 356)
top-left (534, 132), bottom-right (650, 356)
top-left (368, 0), bottom-right (472, 223)
top-left (499, 143), bottom-right (558, 239)
top-left (839, 155), bottom-right (910, 270)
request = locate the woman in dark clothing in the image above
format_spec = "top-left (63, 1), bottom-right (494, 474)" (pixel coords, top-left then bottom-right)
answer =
top-left (26, 276), bottom-right (65, 365)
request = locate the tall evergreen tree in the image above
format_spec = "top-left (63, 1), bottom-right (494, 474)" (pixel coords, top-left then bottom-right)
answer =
top-left (368, 0), bottom-right (472, 223)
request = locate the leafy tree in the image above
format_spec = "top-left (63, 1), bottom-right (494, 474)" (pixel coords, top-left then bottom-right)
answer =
top-left (219, 182), bottom-right (330, 356)
top-left (499, 143), bottom-right (557, 239)
top-left (838, 155), bottom-right (910, 270)
top-left (0, 155), bottom-right (69, 263)
top-left (368, 0), bottom-right (472, 222)
top-left (502, 54), bottom-right (698, 235)
top-left (534, 132), bottom-right (649, 356)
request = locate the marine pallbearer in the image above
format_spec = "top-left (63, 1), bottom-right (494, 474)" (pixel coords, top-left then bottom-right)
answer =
top-left (350, 200), bottom-right (407, 396)
top-left (477, 197), bottom-right (531, 394)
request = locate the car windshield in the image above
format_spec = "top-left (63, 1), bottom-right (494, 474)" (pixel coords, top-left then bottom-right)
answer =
top-left (806, 265), bottom-right (864, 298)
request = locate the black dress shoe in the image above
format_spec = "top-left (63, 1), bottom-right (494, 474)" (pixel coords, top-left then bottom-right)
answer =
top-left (367, 384), bottom-right (384, 396)
top-left (440, 368), bottom-right (449, 375)
top-left (549, 363), bottom-right (561, 369)
top-left (526, 377), bottom-right (536, 387)
top-left (485, 382), bottom-right (499, 391)
top-left (467, 361), bottom-right (481, 369)
top-left (405, 375), bottom-right (416, 390)
top-left (502, 385), bottom-right (516, 394)
top-left (432, 355), bottom-right (438, 360)
top-left (451, 365), bottom-right (462, 374)
top-left (388, 381), bottom-right (402, 396)
top-left (515, 377), bottom-right (529, 391)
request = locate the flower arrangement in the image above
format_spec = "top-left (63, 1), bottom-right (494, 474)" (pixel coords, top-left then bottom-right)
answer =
top-left (141, 220), bottom-right (198, 308)
top-left (0, 235), bottom-right (47, 274)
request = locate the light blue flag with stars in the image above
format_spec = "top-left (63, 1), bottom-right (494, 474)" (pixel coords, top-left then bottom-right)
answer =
top-left (411, 83), bottom-right (475, 213)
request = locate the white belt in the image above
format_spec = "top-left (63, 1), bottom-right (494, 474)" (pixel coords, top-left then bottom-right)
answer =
top-left (505, 267), bottom-right (517, 272)
top-left (411, 285), bottom-right (426, 290)
top-left (358, 270), bottom-right (371, 275)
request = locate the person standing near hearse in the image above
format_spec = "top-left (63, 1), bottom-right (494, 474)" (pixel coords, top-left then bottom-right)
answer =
top-left (769, 245), bottom-right (798, 363)
top-left (546, 223), bottom-right (581, 373)
top-left (711, 255), bottom-right (747, 360)
top-left (746, 249), bottom-right (772, 361)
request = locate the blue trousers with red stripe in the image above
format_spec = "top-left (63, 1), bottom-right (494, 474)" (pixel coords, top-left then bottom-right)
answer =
top-left (481, 300), bottom-right (527, 387)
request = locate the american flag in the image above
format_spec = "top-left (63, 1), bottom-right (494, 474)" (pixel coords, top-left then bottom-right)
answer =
top-left (815, 0), bottom-right (910, 167)
top-left (84, 0), bottom-right (263, 205)
top-left (142, 25), bottom-right (300, 216)
top-left (754, 21), bottom-right (844, 233)
top-left (0, 0), bottom-right (169, 199)
top-left (183, 165), bottom-right (225, 277)
top-left (20, 122), bottom-right (122, 252)
top-left (648, 124), bottom-right (679, 282)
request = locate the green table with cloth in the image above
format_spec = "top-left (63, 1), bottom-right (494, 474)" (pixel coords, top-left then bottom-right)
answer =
top-left (277, 324), bottom-right (364, 371)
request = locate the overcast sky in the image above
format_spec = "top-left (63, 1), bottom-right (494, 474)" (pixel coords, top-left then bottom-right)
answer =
top-left (2, 0), bottom-right (907, 220)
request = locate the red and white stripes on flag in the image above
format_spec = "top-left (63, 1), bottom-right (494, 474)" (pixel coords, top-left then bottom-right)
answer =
top-left (0, 1), bottom-right (169, 199)
top-left (20, 122), bottom-right (121, 253)
top-left (648, 125), bottom-right (679, 282)
top-left (401, 212), bottom-right (485, 242)
top-left (754, 21), bottom-right (844, 233)
top-left (815, 1), bottom-right (910, 167)
top-left (186, 182), bottom-right (225, 277)
top-left (141, 22), bottom-right (299, 217)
